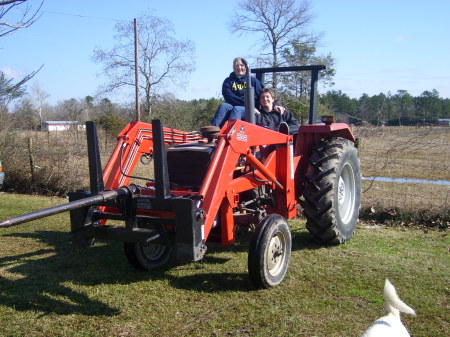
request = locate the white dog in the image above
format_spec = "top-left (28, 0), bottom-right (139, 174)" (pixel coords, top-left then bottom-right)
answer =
top-left (361, 279), bottom-right (416, 337)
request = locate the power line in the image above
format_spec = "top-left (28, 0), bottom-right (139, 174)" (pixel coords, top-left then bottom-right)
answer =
top-left (45, 11), bottom-right (124, 23)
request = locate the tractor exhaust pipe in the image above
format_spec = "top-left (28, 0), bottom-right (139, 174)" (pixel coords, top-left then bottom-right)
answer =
top-left (244, 67), bottom-right (255, 125)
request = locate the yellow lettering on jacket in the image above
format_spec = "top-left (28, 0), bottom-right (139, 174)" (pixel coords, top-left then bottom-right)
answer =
top-left (232, 81), bottom-right (247, 91)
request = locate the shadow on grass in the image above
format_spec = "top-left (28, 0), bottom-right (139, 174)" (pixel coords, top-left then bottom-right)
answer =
top-left (166, 271), bottom-right (253, 292)
top-left (291, 229), bottom-right (326, 252)
top-left (0, 231), bottom-right (125, 316)
top-left (0, 230), bottom-right (254, 315)
top-left (0, 227), bottom-right (324, 315)
top-left (163, 229), bottom-right (324, 293)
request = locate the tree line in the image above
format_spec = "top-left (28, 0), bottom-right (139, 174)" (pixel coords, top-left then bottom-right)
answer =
top-left (0, 93), bottom-right (221, 136)
top-left (321, 89), bottom-right (450, 126)
top-left (1, 86), bottom-right (448, 135)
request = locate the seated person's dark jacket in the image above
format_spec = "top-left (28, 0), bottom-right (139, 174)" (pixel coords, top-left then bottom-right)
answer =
top-left (255, 108), bottom-right (299, 134)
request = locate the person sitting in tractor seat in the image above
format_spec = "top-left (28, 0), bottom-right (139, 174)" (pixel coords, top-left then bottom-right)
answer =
top-left (255, 88), bottom-right (299, 134)
top-left (210, 57), bottom-right (284, 128)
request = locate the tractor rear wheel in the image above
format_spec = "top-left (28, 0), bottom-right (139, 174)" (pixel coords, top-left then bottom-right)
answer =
top-left (248, 214), bottom-right (292, 288)
top-left (124, 240), bottom-right (171, 270)
top-left (301, 137), bottom-right (361, 244)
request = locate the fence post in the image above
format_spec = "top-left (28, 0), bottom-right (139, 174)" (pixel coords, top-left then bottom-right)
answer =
top-left (28, 137), bottom-right (35, 184)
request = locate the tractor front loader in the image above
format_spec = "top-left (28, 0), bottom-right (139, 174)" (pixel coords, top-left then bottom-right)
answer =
top-left (0, 66), bottom-right (361, 288)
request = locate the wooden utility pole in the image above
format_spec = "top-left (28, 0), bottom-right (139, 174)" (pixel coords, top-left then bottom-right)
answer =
top-left (134, 18), bottom-right (141, 121)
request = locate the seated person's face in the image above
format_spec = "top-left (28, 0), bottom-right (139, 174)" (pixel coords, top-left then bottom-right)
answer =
top-left (233, 60), bottom-right (246, 76)
top-left (260, 92), bottom-right (274, 111)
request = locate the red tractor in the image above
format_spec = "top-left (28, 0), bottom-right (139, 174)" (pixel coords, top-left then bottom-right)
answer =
top-left (0, 66), bottom-right (361, 288)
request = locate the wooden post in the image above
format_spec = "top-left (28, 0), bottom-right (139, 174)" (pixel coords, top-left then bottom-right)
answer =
top-left (28, 137), bottom-right (35, 184)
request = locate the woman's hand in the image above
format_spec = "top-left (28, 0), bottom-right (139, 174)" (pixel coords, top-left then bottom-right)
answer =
top-left (274, 105), bottom-right (285, 115)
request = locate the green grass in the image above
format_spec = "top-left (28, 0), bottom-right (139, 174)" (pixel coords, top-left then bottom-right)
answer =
top-left (0, 193), bottom-right (448, 336)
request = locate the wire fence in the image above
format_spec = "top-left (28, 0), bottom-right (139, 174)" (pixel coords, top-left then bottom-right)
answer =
top-left (353, 125), bottom-right (450, 226)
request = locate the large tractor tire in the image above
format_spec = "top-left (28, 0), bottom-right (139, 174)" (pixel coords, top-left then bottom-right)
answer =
top-left (248, 214), bottom-right (292, 288)
top-left (301, 137), bottom-right (361, 244)
top-left (124, 240), bottom-right (171, 271)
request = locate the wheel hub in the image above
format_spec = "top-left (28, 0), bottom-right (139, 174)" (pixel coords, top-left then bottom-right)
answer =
top-left (338, 177), bottom-right (345, 205)
top-left (267, 234), bottom-right (284, 275)
top-left (337, 163), bottom-right (356, 226)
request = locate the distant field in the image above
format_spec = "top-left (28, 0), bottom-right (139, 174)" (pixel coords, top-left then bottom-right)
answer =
top-left (0, 193), bottom-right (448, 337)
top-left (353, 126), bottom-right (450, 226)
top-left (355, 126), bottom-right (450, 181)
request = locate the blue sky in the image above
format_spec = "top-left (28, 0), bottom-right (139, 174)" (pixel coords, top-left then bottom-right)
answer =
top-left (1, 0), bottom-right (449, 105)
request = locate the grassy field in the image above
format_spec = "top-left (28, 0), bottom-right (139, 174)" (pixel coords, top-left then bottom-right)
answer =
top-left (0, 193), bottom-right (448, 337)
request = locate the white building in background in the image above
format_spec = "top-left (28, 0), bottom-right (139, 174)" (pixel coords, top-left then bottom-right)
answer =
top-left (43, 121), bottom-right (85, 131)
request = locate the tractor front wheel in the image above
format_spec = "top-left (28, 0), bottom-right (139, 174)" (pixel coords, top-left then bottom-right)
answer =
top-left (248, 214), bottom-right (292, 288)
top-left (124, 240), bottom-right (171, 271)
top-left (301, 137), bottom-right (361, 244)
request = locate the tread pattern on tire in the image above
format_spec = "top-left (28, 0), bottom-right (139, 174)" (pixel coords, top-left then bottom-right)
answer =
top-left (300, 137), bottom-right (361, 244)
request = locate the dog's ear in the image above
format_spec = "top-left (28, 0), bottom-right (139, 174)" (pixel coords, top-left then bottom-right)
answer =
top-left (384, 279), bottom-right (416, 316)
top-left (384, 279), bottom-right (396, 296)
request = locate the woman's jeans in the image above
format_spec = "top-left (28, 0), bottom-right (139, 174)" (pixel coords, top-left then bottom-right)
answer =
top-left (210, 103), bottom-right (245, 128)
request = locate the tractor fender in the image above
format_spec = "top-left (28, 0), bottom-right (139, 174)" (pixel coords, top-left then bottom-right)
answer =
top-left (297, 123), bottom-right (355, 142)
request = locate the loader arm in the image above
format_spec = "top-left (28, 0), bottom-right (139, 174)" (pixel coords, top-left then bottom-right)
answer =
top-left (198, 119), bottom-right (297, 241)
top-left (103, 121), bottom-right (202, 189)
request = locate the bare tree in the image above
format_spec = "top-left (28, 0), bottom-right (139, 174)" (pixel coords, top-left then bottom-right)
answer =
top-left (0, 0), bottom-right (44, 38)
top-left (92, 12), bottom-right (196, 117)
top-left (29, 81), bottom-right (49, 128)
top-left (0, 0), bottom-right (44, 112)
top-left (63, 98), bottom-right (87, 121)
top-left (49, 98), bottom-right (86, 122)
top-left (229, 0), bottom-right (317, 89)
